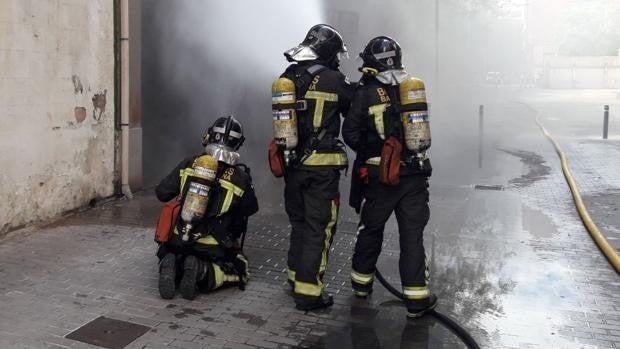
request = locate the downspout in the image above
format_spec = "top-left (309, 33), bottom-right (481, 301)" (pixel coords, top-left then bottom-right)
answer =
top-left (113, 0), bottom-right (122, 196)
top-left (120, 0), bottom-right (133, 198)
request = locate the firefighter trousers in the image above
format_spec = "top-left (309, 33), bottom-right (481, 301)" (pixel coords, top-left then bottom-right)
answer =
top-left (351, 174), bottom-right (431, 303)
top-left (157, 236), bottom-right (247, 292)
top-left (284, 167), bottom-right (340, 298)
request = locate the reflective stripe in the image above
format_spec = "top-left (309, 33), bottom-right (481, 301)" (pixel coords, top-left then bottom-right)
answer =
top-left (213, 263), bottom-right (224, 288)
top-left (218, 179), bottom-right (244, 215)
top-left (374, 50), bottom-right (396, 59)
top-left (229, 130), bottom-right (242, 139)
top-left (319, 200), bottom-right (338, 274)
top-left (302, 151), bottom-right (348, 166)
top-left (212, 263), bottom-right (240, 289)
top-left (221, 190), bottom-right (234, 214)
top-left (368, 103), bottom-right (389, 140)
top-left (219, 179), bottom-right (244, 196)
top-left (351, 270), bottom-right (374, 285)
top-left (403, 286), bottom-right (430, 299)
top-left (196, 235), bottom-right (219, 245)
top-left (223, 273), bottom-right (240, 283)
top-left (179, 168), bottom-right (194, 192)
top-left (365, 157), bottom-right (381, 166)
top-left (287, 268), bottom-right (296, 282)
top-left (294, 280), bottom-right (322, 296)
top-left (304, 91), bottom-right (339, 129)
top-left (366, 156), bottom-right (427, 166)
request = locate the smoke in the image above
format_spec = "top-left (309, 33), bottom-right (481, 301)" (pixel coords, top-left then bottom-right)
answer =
top-left (142, 0), bottom-right (503, 203)
top-left (143, 0), bottom-right (618, 202)
top-left (142, 0), bottom-right (324, 202)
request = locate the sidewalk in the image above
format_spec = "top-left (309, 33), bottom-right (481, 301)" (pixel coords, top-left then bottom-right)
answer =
top-left (0, 90), bottom-right (619, 349)
top-left (525, 89), bottom-right (620, 250)
top-left (0, 193), bottom-right (464, 349)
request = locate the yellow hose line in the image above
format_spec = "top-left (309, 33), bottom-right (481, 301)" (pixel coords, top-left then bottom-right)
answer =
top-left (536, 117), bottom-right (620, 273)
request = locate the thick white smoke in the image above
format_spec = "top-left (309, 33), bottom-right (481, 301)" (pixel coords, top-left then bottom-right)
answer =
top-left (143, 1), bottom-right (325, 195)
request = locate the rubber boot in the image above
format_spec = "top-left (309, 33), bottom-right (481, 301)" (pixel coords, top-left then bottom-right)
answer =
top-left (295, 293), bottom-right (334, 311)
top-left (158, 253), bottom-right (176, 300)
top-left (406, 294), bottom-right (438, 319)
top-left (180, 255), bottom-right (200, 300)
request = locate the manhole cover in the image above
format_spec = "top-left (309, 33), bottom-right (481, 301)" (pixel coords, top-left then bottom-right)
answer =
top-left (65, 316), bottom-right (150, 349)
top-left (474, 184), bottom-right (504, 191)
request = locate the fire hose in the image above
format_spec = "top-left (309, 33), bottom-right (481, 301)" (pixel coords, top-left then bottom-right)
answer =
top-left (535, 116), bottom-right (620, 273)
top-left (374, 268), bottom-right (481, 349)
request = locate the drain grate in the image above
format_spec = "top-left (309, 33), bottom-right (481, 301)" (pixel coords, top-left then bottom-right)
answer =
top-left (474, 184), bottom-right (504, 191)
top-left (65, 316), bottom-right (150, 349)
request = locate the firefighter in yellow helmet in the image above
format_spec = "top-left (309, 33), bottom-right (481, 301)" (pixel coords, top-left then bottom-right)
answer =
top-left (155, 116), bottom-right (258, 300)
top-left (269, 24), bottom-right (354, 310)
top-left (343, 37), bottom-right (437, 318)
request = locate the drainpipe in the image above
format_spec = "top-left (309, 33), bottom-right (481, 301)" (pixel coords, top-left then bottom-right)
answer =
top-left (119, 0), bottom-right (133, 199)
top-left (113, 0), bottom-right (121, 196)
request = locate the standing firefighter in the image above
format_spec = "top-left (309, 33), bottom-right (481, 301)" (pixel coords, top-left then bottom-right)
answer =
top-left (269, 24), bottom-right (354, 310)
top-left (342, 37), bottom-right (437, 318)
top-left (155, 116), bottom-right (258, 300)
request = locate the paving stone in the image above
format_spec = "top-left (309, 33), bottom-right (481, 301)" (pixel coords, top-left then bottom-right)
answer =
top-left (1, 93), bottom-right (620, 348)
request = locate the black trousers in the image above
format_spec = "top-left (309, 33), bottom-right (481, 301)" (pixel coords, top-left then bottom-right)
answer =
top-left (352, 173), bottom-right (430, 302)
top-left (157, 235), bottom-right (227, 262)
top-left (284, 167), bottom-right (340, 298)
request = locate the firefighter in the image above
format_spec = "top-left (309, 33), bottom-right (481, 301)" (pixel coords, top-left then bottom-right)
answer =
top-left (271, 24), bottom-right (354, 310)
top-left (342, 36), bottom-right (437, 318)
top-left (155, 116), bottom-right (259, 300)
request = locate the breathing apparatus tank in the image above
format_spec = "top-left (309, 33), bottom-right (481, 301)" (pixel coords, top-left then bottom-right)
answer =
top-left (272, 77), bottom-right (299, 166)
top-left (399, 77), bottom-right (431, 167)
top-left (179, 155), bottom-right (219, 241)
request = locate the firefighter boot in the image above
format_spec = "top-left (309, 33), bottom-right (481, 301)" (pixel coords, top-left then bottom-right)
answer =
top-left (295, 294), bottom-right (334, 311)
top-left (406, 294), bottom-right (438, 319)
top-left (233, 254), bottom-right (250, 290)
top-left (180, 255), bottom-right (208, 300)
top-left (158, 253), bottom-right (176, 299)
top-left (351, 280), bottom-right (373, 298)
top-left (287, 280), bottom-right (295, 293)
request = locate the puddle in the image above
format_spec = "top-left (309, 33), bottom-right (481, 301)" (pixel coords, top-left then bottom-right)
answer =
top-left (522, 205), bottom-right (558, 238)
top-left (501, 149), bottom-right (551, 187)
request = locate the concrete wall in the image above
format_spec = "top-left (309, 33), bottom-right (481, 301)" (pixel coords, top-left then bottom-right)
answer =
top-left (0, 0), bottom-right (115, 234)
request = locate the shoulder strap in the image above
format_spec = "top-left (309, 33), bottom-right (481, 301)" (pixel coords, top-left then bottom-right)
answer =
top-left (290, 64), bottom-right (325, 94)
top-left (306, 64), bottom-right (327, 76)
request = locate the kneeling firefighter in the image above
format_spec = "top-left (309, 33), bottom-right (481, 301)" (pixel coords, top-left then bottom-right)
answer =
top-left (269, 24), bottom-right (354, 310)
top-left (342, 36), bottom-right (437, 318)
top-left (154, 115), bottom-right (259, 300)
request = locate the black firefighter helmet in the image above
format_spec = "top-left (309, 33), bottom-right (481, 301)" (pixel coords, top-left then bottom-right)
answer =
top-left (284, 24), bottom-right (347, 64)
top-left (360, 36), bottom-right (403, 72)
top-left (202, 115), bottom-right (245, 151)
